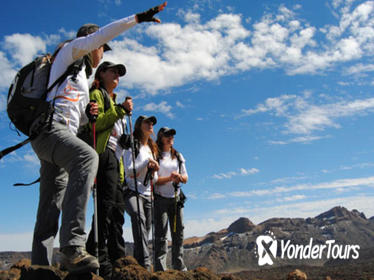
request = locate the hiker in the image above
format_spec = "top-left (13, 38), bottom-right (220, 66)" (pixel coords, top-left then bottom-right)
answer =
top-left (85, 61), bottom-right (132, 279)
top-left (154, 127), bottom-right (188, 271)
top-left (123, 115), bottom-right (159, 270)
top-left (30, 2), bottom-right (167, 273)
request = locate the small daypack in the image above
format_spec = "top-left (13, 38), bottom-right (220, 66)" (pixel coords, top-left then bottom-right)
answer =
top-left (7, 54), bottom-right (54, 137)
top-left (1, 52), bottom-right (85, 160)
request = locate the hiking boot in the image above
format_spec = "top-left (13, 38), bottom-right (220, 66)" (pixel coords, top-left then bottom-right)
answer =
top-left (60, 246), bottom-right (99, 274)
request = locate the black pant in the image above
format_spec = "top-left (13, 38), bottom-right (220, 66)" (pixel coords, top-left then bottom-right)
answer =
top-left (86, 148), bottom-right (126, 279)
top-left (108, 184), bottom-right (126, 261)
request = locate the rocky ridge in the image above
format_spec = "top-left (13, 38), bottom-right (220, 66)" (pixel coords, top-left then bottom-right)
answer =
top-left (1, 206), bottom-right (374, 279)
top-left (182, 206), bottom-right (374, 272)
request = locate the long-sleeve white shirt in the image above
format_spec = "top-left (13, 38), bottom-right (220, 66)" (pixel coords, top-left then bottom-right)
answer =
top-left (156, 151), bottom-right (187, 198)
top-left (124, 144), bottom-right (158, 196)
top-left (47, 15), bottom-right (137, 135)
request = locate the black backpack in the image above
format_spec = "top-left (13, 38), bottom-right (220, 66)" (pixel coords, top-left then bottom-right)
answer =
top-left (7, 54), bottom-right (54, 137)
top-left (1, 53), bottom-right (85, 160)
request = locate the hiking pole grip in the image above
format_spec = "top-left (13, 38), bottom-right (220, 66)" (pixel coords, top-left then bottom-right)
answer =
top-left (86, 100), bottom-right (98, 123)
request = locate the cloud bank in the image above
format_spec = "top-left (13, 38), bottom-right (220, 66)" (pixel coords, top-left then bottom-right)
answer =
top-left (2, 1), bottom-right (374, 95)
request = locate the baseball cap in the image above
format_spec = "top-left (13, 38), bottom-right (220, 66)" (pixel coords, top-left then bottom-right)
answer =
top-left (95, 61), bottom-right (127, 80)
top-left (135, 115), bottom-right (157, 129)
top-left (158, 127), bottom-right (176, 138)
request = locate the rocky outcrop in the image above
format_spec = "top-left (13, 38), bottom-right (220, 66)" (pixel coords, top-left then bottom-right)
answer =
top-left (287, 269), bottom-right (307, 280)
top-left (0, 257), bottom-right (242, 280)
top-left (1, 206), bottom-right (374, 278)
top-left (227, 217), bottom-right (255, 234)
top-left (183, 206), bottom-right (374, 272)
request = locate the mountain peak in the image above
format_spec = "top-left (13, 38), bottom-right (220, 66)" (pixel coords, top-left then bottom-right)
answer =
top-left (315, 206), bottom-right (366, 222)
top-left (227, 217), bottom-right (255, 233)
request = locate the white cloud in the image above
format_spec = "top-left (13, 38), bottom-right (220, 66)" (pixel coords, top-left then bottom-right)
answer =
top-left (213, 171), bottom-right (237, 180)
top-left (58, 28), bottom-right (75, 39)
top-left (240, 168), bottom-right (260, 175)
top-left (241, 93), bottom-right (374, 138)
top-left (0, 51), bottom-right (16, 90)
top-left (1, 150), bottom-right (40, 168)
top-left (214, 195), bottom-right (374, 224)
top-left (278, 194), bottom-right (306, 202)
top-left (346, 63), bottom-right (374, 74)
top-left (143, 101), bottom-right (174, 118)
top-left (23, 153), bottom-right (40, 167)
top-left (269, 135), bottom-right (330, 145)
top-left (0, 93), bottom-right (6, 112)
top-left (2, 2), bottom-right (374, 96)
top-left (228, 176), bottom-right (374, 198)
top-left (176, 101), bottom-right (185, 108)
top-left (4, 33), bottom-right (46, 66)
top-left (184, 217), bottom-right (235, 238)
top-left (213, 167), bottom-right (259, 180)
top-left (208, 193), bottom-right (226, 200)
top-left (0, 232), bottom-right (33, 251)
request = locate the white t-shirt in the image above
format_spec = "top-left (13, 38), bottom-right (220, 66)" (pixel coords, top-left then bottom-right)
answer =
top-left (124, 144), bottom-right (158, 196)
top-left (156, 151), bottom-right (187, 198)
top-left (47, 15), bottom-right (137, 135)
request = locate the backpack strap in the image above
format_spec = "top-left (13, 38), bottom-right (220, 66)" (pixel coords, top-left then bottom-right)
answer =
top-left (14, 177), bottom-right (40, 187)
top-left (99, 87), bottom-right (112, 112)
top-left (0, 138), bottom-right (31, 160)
top-left (175, 151), bottom-right (182, 174)
top-left (47, 58), bottom-right (86, 130)
top-left (134, 140), bottom-right (140, 159)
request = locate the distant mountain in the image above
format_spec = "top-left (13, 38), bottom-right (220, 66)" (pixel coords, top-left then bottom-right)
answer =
top-left (182, 206), bottom-right (374, 272)
top-left (1, 206), bottom-right (374, 274)
top-left (227, 217), bottom-right (255, 233)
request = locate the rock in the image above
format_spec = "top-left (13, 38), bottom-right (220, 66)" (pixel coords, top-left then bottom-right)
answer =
top-left (64, 272), bottom-right (103, 280)
top-left (5, 258), bottom-right (100, 280)
top-left (152, 270), bottom-right (192, 280)
top-left (10, 259), bottom-right (31, 270)
top-left (20, 265), bottom-right (63, 280)
top-left (352, 209), bottom-right (366, 219)
top-left (114, 256), bottom-right (139, 267)
top-left (112, 256), bottom-right (151, 280)
top-left (287, 269), bottom-right (307, 280)
top-left (220, 274), bottom-right (241, 280)
top-left (0, 270), bottom-right (19, 280)
top-left (192, 267), bottom-right (220, 280)
top-left (227, 218), bottom-right (255, 234)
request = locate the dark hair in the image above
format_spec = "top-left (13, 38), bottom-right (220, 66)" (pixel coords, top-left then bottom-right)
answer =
top-left (134, 119), bottom-right (158, 158)
top-left (156, 133), bottom-right (178, 160)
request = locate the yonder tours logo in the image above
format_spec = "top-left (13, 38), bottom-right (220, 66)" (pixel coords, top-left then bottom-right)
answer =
top-left (255, 231), bottom-right (360, 266)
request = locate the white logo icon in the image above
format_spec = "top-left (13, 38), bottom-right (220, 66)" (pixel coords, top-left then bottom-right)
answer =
top-left (256, 231), bottom-right (277, 266)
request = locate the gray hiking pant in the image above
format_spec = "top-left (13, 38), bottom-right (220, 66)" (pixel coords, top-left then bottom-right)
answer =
top-left (124, 191), bottom-right (151, 268)
top-left (154, 194), bottom-right (186, 271)
top-left (30, 122), bottom-right (99, 265)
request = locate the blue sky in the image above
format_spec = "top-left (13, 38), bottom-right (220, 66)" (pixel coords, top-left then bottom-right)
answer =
top-left (2, 0), bottom-right (374, 251)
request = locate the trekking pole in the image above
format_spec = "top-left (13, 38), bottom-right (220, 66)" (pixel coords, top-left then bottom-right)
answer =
top-left (89, 101), bottom-right (99, 276)
top-left (150, 176), bottom-right (156, 270)
top-left (127, 114), bottom-right (145, 262)
top-left (173, 183), bottom-right (178, 233)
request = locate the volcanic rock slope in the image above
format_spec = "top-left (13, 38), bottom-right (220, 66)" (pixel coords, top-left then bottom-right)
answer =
top-left (182, 206), bottom-right (374, 273)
